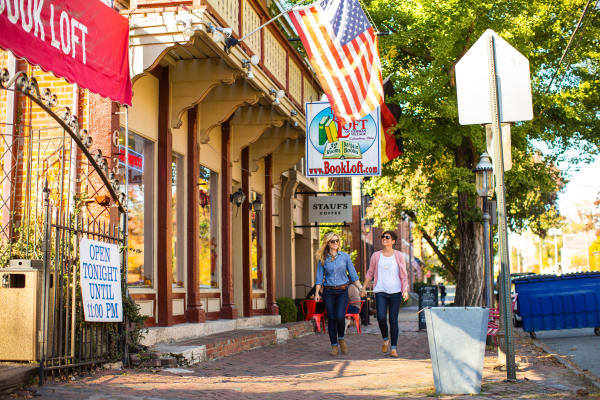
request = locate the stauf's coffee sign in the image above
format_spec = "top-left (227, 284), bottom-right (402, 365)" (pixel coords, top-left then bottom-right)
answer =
top-left (308, 195), bottom-right (352, 224)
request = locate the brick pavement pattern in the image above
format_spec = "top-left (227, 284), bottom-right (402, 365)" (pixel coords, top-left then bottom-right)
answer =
top-left (13, 320), bottom-right (599, 399)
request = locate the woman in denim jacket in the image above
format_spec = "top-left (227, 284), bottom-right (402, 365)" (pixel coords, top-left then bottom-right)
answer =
top-left (360, 230), bottom-right (409, 357)
top-left (315, 231), bottom-right (363, 356)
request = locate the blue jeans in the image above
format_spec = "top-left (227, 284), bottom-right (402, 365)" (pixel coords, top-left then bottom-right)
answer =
top-left (375, 292), bottom-right (402, 347)
top-left (322, 287), bottom-right (348, 345)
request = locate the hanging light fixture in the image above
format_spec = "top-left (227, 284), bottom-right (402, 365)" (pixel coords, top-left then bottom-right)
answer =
top-left (252, 197), bottom-right (263, 212)
top-left (270, 88), bottom-right (285, 105)
top-left (230, 188), bottom-right (246, 208)
top-left (242, 55), bottom-right (259, 80)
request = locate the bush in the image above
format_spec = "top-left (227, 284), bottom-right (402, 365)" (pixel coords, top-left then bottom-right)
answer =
top-left (276, 297), bottom-right (298, 323)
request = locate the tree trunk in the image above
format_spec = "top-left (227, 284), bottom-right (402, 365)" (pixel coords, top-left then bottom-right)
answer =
top-left (454, 193), bottom-right (485, 306)
top-left (453, 142), bottom-right (485, 306)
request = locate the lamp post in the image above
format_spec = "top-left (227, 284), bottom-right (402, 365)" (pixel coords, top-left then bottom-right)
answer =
top-left (548, 227), bottom-right (562, 274)
top-left (474, 152), bottom-right (494, 308)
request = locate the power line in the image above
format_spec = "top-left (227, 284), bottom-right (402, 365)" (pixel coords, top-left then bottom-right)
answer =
top-left (544, 0), bottom-right (598, 94)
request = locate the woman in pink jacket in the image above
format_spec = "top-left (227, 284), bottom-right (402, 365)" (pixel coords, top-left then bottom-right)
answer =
top-left (360, 230), bottom-right (409, 358)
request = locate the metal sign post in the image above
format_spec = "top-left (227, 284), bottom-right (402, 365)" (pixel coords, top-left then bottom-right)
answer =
top-left (488, 35), bottom-right (517, 381)
top-left (456, 28), bottom-right (532, 382)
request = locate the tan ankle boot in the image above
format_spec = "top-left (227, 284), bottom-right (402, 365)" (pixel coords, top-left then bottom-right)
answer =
top-left (390, 349), bottom-right (398, 358)
top-left (330, 345), bottom-right (339, 356)
top-left (339, 339), bottom-right (348, 354)
top-left (382, 340), bottom-right (389, 353)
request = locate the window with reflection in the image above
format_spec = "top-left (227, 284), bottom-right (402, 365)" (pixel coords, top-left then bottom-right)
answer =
top-left (172, 154), bottom-right (185, 288)
top-left (199, 165), bottom-right (219, 288)
top-left (251, 192), bottom-right (264, 290)
top-left (120, 130), bottom-right (154, 287)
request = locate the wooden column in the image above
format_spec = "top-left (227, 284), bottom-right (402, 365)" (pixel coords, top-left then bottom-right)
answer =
top-left (264, 155), bottom-right (278, 315)
top-left (157, 67), bottom-right (174, 326)
top-left (242, 147), bottom-right (251, 316)
top-left (220, 119), bottom-right (238, 319)
top-left (186, 106), bottom-right (206, 322)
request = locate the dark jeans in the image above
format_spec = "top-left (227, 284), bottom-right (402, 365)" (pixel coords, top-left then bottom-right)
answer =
top-left (375, 291), bottom-right (402, 347)
top-left (322, 287), bottom-right (348, 345)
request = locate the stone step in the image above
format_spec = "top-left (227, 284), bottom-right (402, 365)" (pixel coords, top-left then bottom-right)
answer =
top-left (0, 364), bottom-right (38, 395)
top-left (146, 321), bottom-right (315, 366)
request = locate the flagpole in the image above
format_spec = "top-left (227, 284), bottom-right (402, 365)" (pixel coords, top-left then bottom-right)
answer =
top-left (241, 10), bottom-right (288, 43)
top-left (225, 4), bottom-right (388, 51)
top-left (225, 9), bottom-right (290, 51)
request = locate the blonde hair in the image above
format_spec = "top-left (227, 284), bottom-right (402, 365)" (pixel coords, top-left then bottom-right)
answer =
top-left (316, 231), bottom-right (341, 265)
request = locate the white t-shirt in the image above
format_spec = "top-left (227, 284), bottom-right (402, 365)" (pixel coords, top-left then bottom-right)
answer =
top-left (373, 253), bottom-right (403, 294)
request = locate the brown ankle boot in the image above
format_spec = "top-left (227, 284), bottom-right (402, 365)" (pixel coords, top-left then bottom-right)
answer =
top-left (329, 345), bottom-right (339, 356)
top-left (390, 349), bottom-right (398, 358)
top-left (382, 340), bottom-right (390, 353)
top-left (339, 339), bottom-right (348, 354)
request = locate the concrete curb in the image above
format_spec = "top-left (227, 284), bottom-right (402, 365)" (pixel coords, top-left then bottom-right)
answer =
top-left (531, 339), bottom-right (600, 390)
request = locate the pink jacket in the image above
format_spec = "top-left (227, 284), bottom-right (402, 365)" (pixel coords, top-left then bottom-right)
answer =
top-left (366, 250), bottom-right (409, 294)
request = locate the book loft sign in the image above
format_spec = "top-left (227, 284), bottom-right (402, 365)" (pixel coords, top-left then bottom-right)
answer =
top-left (305, 102), bottom-right (381, 177)
top-left (80, 238), bottom-right (122, 322)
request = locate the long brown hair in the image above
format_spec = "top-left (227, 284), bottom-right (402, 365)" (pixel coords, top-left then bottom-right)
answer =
top-left (316, 231), bottom-right (341, 265)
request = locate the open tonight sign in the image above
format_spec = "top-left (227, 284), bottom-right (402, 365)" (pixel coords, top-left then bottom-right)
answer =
top-left (80, 238), bottom-right (122, 322)
top-left (305, 102), bottom-right (381, 177)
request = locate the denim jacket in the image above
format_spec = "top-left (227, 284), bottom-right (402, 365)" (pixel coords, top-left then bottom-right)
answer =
top-left (316, 251), bottom-right (359, 287)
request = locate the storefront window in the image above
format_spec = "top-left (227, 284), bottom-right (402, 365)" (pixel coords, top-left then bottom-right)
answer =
top-left (172, 154), bottom-right (184, 288)
top-left (199, 165), bottom-right (219, 288)
top-left (251, 192), bottom-right (264, 290)
top-left (120, 130), bottom-right (154, 287)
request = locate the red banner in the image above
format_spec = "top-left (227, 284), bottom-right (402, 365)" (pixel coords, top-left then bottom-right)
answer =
top-left (0, 0), bottom-right (132, 105)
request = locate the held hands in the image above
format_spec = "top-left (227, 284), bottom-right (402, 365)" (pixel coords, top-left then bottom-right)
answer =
top-left (360, 288), bottom-right (367, 298)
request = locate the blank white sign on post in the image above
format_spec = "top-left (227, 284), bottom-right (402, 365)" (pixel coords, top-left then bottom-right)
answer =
top-left (455, 29), bottom-right (533, 125)
top-left (486, 124), bottom-right (512, 171)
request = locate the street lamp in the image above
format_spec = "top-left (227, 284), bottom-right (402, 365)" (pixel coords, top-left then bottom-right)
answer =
top-left (474, 152), bottom-right (494, 308)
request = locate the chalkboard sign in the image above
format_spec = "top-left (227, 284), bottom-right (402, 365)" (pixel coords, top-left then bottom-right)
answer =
top-left (418, 285), bottom-right (439, 330)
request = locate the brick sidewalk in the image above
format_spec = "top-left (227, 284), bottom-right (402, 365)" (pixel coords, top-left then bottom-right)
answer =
top-left (10, 319), bottom-right (599, 399)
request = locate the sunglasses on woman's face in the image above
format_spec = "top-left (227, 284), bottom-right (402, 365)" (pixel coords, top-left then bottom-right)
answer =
top-left (329, 239), bottom-right (340, 244)
top-left (381, 235), bottom-right (392, 240)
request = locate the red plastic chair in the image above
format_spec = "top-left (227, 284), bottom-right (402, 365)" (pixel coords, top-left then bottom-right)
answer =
top-left (487, 295), bottom-right (518, 345)
top-left (487, 308), bottom-right (500, 345)
top-left (345, 300), bottom-right (365, 334)
top-left (302, 299), bottom-right (326, 333)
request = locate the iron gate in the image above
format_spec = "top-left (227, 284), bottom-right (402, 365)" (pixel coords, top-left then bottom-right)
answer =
top-left (0, 68), bottom-right (128, 382)
top-left (39, 189), bottom-right (126, 382)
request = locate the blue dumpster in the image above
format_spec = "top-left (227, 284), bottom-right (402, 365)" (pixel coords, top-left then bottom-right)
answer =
top-left (513, 272), bottom-right (600, 338)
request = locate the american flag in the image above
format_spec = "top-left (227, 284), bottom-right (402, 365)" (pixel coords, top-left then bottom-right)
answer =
top-left (288, 0), bottom-right (384, 125)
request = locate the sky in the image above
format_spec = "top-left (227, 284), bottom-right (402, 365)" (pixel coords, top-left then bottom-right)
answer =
top-left (557, 156), bottom-right (600, 221)
top-left (530, 140), bottom-right (600, 222)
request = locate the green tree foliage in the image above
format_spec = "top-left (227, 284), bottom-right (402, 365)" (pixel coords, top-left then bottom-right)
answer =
top-left (361, 0), bottom-right (600, 305)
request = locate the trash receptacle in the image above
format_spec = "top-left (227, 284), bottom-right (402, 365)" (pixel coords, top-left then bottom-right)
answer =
top-left (514, 272), bottom-right (600, 337)
top-left (0, 260), bottom-right (43, 361)
top-left (424, 307), bottom-right (489, 395)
